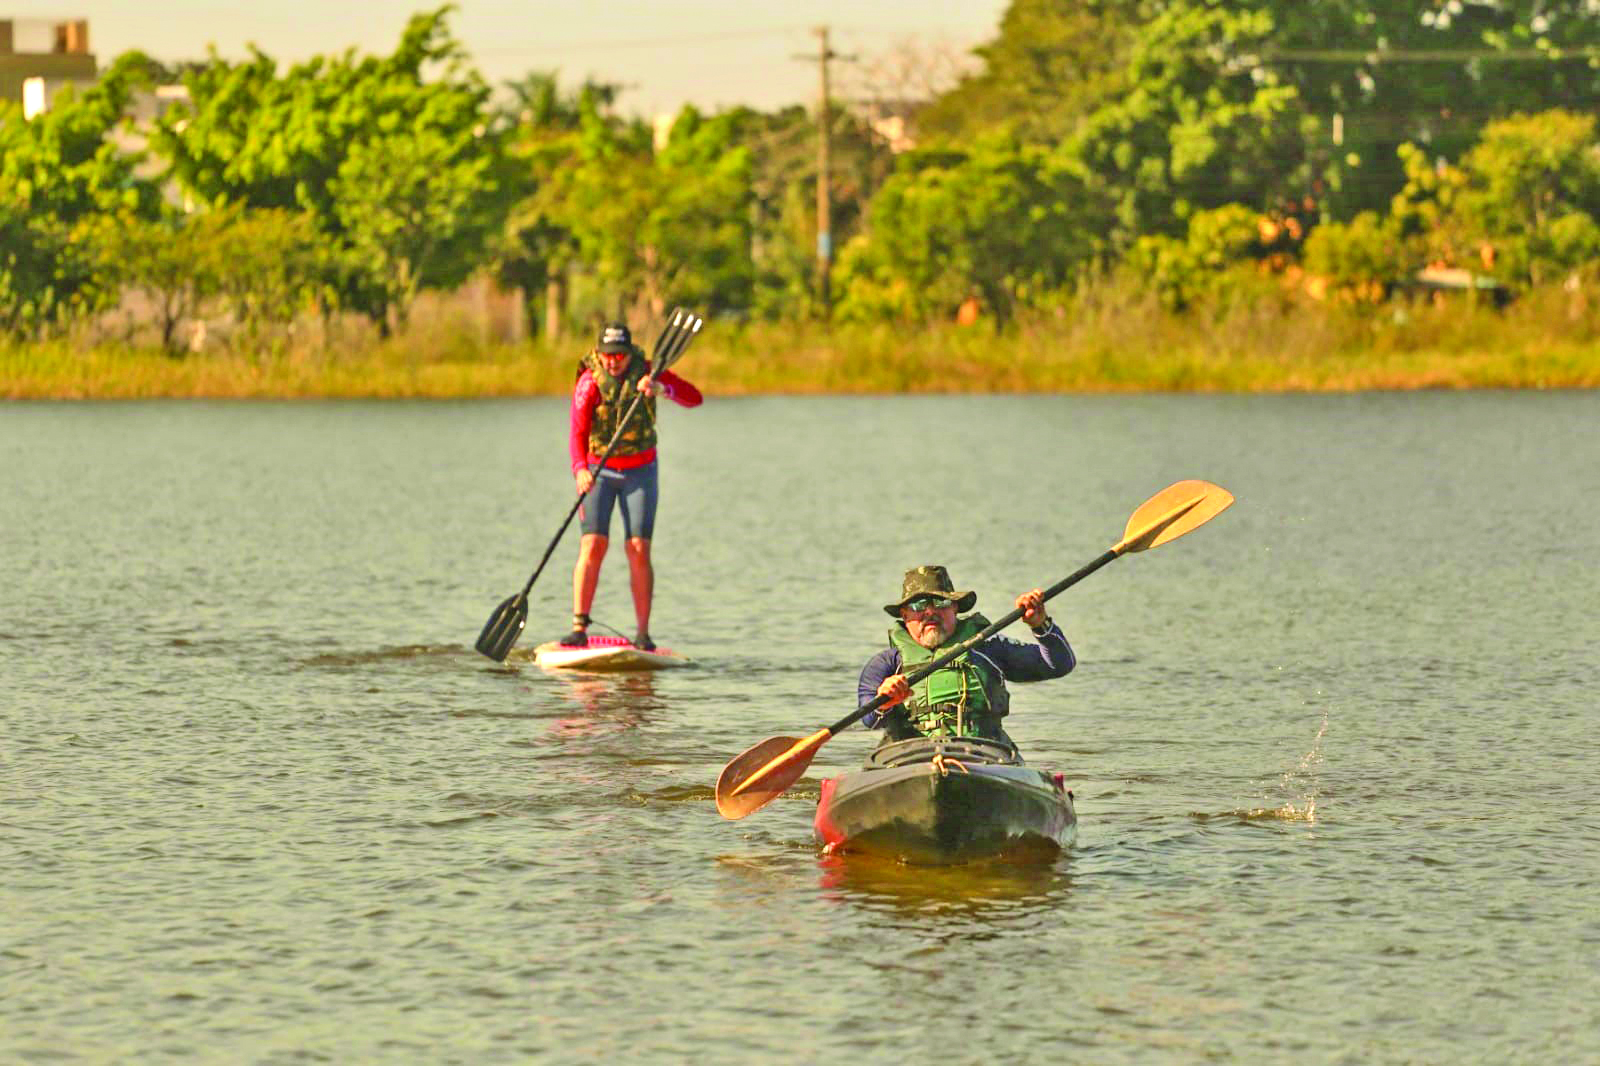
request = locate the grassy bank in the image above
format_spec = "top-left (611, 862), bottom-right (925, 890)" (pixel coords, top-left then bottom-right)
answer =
top-left (5, 287), bottom-right (1599, 399)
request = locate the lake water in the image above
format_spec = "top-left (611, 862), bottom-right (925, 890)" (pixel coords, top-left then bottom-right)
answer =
top-left (3, 391), bottom-right (1597, 1063)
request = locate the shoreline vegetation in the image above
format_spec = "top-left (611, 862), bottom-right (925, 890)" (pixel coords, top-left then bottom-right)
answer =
top-left (6, 286), bottom-right (1598, 400)
top-left (10, 12), bottom-right (1600, 401)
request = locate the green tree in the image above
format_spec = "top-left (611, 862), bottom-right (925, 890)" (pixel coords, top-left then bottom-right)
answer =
top-left (0, 212), bottom-right (107, 338)
top-left (496, 71), bottom-right (618, 133)
top-left (1250, 0), bottom-right (1600, 216)
top-left (205, 208), bottom-right (325, 348)
top-left (917, 0), bottom-right (1152, 143)
top-left (99, 212), bottom-right (217, 354)
top-left (98, 206), bottom-right (323, 354)
top-left (1457, 110), bottom-right (1600, 239)
top-left (1302, 210), bottom-right (1409, 291)
top-left (153, 7), bottom-right (512, 332)
top-left (756, 104), bottom-right (892, 319)
top-left (491, 77), bottom-right (620, 334)
top-left (920, 0), bottom-right (1600, 230)
top-left (835, 140), bottom-right (1105, 327)
top-left (0, 55), bottom-right (159, 336)
top-left (1066, 4), bottom-right (1302, 247)
top-left (330, 127), bottom-right (505, 331)
top-left (1122, 204), bottom-right (1278, 312)
top-left (1393, 109), bottom-right (1600, 286)
top-left (542, 100), bottom-right (756, 318)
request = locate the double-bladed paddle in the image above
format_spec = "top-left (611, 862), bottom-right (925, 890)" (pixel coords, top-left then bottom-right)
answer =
top-left (476, 308), bottom-right (704, 662)
top-left (713, 479), bottom-right (1235, 819)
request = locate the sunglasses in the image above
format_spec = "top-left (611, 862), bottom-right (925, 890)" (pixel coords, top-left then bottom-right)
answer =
top-left (903, 595), bottom-right (952, 614)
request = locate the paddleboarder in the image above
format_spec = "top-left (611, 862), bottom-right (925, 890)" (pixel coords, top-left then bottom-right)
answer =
top-left (562, 320), bottom-right (703, 651)
top-left (860, 565), bottom-right (1075, 746)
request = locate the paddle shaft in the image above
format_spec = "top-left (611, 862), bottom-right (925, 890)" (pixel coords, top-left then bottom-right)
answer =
top-left (511, 324), bottom-right (696, 603)
top-left (824, 547), bottom-right (1119, 736)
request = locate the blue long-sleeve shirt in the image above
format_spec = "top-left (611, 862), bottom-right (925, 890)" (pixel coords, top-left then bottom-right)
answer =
top-left (857, 619), bottom-right (1075, 728)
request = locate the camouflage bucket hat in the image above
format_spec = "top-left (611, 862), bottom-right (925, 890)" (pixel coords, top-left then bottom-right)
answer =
top-left (883, 565), bottom-right (977, 616)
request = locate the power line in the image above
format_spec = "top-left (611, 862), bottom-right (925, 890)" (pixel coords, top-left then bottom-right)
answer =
top-left (470, 24), bottom-right (991, 60)
top-left (473, 27), bottom-right (807, 58)
top-left (1261, 46), bottom-right (1600, 63)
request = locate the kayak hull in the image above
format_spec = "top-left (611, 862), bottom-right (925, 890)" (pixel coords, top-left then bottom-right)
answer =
top-left (531, 636), bottom-right (690, 672)
top-left (814, 737), bottom-right (1075, 866)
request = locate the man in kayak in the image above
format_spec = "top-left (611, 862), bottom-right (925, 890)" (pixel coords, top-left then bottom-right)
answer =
top-left (562, 320), bottom-right (703, 650)
top-left (859, 565), bottom-right (1075, 746)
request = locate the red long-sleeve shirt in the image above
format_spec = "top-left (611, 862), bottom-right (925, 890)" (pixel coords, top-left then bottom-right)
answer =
top-left (568, 368), bottom-right (703, 474)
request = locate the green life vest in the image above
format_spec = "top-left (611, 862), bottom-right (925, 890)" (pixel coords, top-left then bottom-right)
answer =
top-left (581, 350), bottom-right (658, 459)
top-left (886, 613), bottom-right (1006, 740)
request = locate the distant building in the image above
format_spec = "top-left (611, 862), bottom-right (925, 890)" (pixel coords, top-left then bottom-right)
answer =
top-left (853, 98), bottom-right (921, 154)
top-left (653, 112), bottom-right (676, 153)
top-left (868, 113), bottom-right (915, 154)
top-left (114, 83), bottom-right (192, 205)
top-left (1, 16), bottom-right (96, 115)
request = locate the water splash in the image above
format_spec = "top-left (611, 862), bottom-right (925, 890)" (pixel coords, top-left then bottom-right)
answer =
top-left (1250, 708), bottom-right (1327, 823)
top-left (1191, 707), bottom-right (1328, 825)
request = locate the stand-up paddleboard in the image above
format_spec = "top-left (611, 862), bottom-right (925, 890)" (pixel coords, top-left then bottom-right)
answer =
top-left (531, 634), bottom-right (691, 672)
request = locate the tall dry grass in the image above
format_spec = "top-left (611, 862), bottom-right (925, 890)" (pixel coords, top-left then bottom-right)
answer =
top-left (5, 281), bottom-right (1598, 400)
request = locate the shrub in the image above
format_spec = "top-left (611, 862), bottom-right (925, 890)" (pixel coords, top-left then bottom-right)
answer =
top-left (1302, 212), bottom-right (1412, 290)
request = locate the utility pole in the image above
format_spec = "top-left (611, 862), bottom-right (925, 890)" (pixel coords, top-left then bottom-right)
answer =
top-left (814, 26), bottom-right (834, 313)
top-left (796, 27), bottom-right (853, 316)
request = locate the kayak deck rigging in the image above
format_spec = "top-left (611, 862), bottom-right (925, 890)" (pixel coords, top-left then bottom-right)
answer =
top-left (814, 736), bottom-right (1075, 866)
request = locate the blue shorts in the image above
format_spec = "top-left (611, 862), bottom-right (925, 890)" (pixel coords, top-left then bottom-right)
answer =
top-left (578, 460), bottom-right (658, 540)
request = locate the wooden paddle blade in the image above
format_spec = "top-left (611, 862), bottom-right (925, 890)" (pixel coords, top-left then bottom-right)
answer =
top-left (715, 729), bottom-right (831, 820)
top-left (475, 594), bottom-right (528, 662)
top-left (1115, 479), bottom-right (1234, 554)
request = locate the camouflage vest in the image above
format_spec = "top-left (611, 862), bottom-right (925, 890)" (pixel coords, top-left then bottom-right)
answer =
top-left (581, 350), bottom-right (658, 459)
top-left (886, 613), bottom-right (1006, 740)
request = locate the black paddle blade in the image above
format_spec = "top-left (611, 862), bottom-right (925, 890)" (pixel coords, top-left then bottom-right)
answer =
top-left (476, 594), bottom-right (528, 662)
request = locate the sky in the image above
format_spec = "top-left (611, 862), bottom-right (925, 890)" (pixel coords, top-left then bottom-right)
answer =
top-left (6, 1), bottom-right (1009, 115)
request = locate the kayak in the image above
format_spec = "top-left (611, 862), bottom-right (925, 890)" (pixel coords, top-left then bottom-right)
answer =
top-left (814, 736), bottom-right (1075, 865)
top-left (531, 634), bottom-right (690, 672)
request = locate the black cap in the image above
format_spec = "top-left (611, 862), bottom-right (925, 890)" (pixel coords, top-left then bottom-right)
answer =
top-left (597, 322), bottom-right (632, 354)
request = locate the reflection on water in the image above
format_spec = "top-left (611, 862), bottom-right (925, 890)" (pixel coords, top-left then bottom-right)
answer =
top-left (709, 847), bottom-right (1076, 930)
top-left (713, 851), bottom-right (817, 883)
top-left (546, 672), bottom-right (664, 737)
top-left (817, 852), bottom-right (1074, 917)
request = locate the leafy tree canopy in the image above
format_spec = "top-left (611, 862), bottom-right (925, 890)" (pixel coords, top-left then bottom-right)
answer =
top-left (916, 0), bottom-right (1154, 143)
top-left (0, 54), bottom-right (160, 335)
top-left (152, 5), bottom-right (513, 327)
top-left (1067, 5), bottom-right (1301, 244)
top-left (921, 0), bottom-right (1600, 218)
top-left (836, 138), bottom-right (1107, 326)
